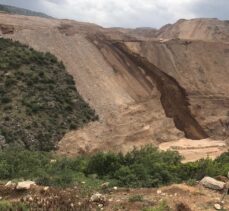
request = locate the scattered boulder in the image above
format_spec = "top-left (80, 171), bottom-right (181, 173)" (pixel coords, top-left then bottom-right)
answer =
top-left (101, 182), bottom-right (110, 189)
top-left (5, 181), bottom-right (16, 188)
top-left (16, 181), bottom-right (36, 190)
top-left (157, 190), bottom-right (162, 194)
top-left (90, 193), bottom-right (106, 205)
top-left (98, 204), bottom-right (103, 208)
top-left (214, 203), bottom-right (222, 210)
top-left (50, 159), bottom-right (57, 164)
top-left (43, 186), bottom-right (49, 191)
top-left (200, 177), bottom-right (225, 190)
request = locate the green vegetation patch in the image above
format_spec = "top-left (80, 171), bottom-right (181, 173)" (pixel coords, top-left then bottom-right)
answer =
top-left (0, 200), bottom-right (28, 211)
top-left (0, 38), bottom-right (97, 151)
top-left (143, 200), bottom-right (171, 211)
top-left (0, 4), bottom-right (51, 18)
top-left (0, 146), bottom-right (228, 188)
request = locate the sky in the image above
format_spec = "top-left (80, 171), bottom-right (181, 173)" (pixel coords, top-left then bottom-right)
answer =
top-left (0, 0), bottom-right (229, 28)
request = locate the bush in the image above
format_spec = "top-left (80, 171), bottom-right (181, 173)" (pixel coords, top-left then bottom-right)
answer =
top-left (1, 96), bottom-right (11, 104)
top-left (0, 38), bottom-right (97, 151)
top-left (0, 147), bottom-right (228, 188)
top-left (0, 201), bottom-right (28, 211)
top-left (143, 200), bottom-right (171, 211)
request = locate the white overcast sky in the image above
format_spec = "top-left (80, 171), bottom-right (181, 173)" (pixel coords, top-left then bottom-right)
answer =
top-left (0, 0), bottom-right (229, 28)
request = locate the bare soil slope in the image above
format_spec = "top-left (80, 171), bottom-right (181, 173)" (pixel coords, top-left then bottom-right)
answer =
top-left (0, 14), bottom-right (228, 160)
top-left (156, 18), bottom-right (229, 42)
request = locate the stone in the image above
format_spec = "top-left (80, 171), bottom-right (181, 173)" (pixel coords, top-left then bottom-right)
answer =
top-left (43, 186), bottom-right (49, 191)
top-left (5, 181), bottom-right (16, 188)
top-left (50, 159), bottom-right (57, 164)
top-left (214, 203), bottom-right (222, 210)
top-left (200, 177), bottom-right (225, 190)
top-left (108, 198), bottom-right (113, 202)
top-left (16, 181), bottom-right (36, 190)
top-left (101, 182), bottom-right (110, 188)
top-left (113, 186), bottom-right (118, 190)
top-left (157, 190), bottom-right (162, 194)
top-left (28, 196), bottom-right (33, 202)
top-left (90, 193), bottom-right (106, 204)
top-left (98, 204), bottom-right (103, 208)
top-left (5, 181), bottom-right (12, 186)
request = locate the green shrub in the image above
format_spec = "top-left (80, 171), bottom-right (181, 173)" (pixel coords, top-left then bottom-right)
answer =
top-left (0, 147), bottom-right (228, 188)
top-left (0, 38), bottom-right (97, 151)
top-left (0, 201), bottom-right (28, 211)
top-left (1, 96), bottom-right (11, 104)
top-left (143, 200), bottom-right (170, 211)
top-left (186, 179), bottom-right (196, 186)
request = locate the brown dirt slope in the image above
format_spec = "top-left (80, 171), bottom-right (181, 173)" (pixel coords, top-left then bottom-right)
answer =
top-left (125, 39), bottom-right (229, 140)
top-left (0, 13), bottom-right (228, 160)
top-left (156, 18), bottom-right (229, 42)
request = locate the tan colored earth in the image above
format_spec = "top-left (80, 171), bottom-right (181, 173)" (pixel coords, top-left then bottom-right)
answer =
top-left (159, 138), bottom-right (227, 163)
top-left (0, 14), bottom-right (228, 161)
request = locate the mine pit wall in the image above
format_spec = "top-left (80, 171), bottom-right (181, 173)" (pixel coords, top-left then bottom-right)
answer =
top-left (88, 35), bottom-right (208, 140)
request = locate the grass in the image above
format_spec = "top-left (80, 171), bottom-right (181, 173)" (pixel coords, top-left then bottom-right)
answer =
top-left (143, 201), bottom-right (170, 211)
top-left (0, 200), bottom-right (28, 211)
top-left (0, 38), bottom-right (97, 151)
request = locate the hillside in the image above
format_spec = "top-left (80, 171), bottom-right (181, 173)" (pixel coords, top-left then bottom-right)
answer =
top-left (0, 12), bottom-right (228, 211)
top-left (0, 4), bottom-right (51, 18)
top-left (0, 13), bottom-right (227, 160)
top-left (156, 18), bottom-right (229, 42)
top-left (0, 38), bottom-right (97, 151)
top-left (116, 18), bottom-right (229, 42)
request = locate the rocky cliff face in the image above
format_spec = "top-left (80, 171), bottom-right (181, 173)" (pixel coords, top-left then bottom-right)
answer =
top-left (0, 13), bottom-right (228, 160)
